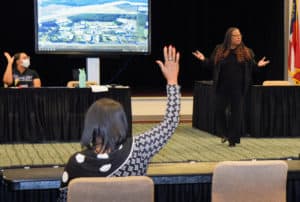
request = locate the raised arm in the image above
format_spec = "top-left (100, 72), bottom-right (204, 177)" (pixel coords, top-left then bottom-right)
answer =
top-left (248, 49), bottom-right (270, 74)
top-left (134, 45), bottom-right (181, 158)
top-left (192, 50), bottom-right (205, 61)
top-left (192, 46), bottom-right (219, 69)
top-left (257, 56), bottom-right (270, 67)
top-left (156, 45), bottom-right (179, 85)
top-left (2, 52), bottom-right (14, 86)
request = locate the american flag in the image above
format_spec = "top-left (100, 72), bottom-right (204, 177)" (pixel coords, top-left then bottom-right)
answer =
top-left (288, 0), bottom-right (300, 84)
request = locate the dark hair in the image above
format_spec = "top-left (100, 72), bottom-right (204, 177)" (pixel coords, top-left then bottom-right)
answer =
top-left (12, 52), bottom-right (27, 69)
top-left (214, 27), bottom-right (252, 64)
top-left (12, 52), bottom-right (22, 69)
top-left (80, 98), bottom-right (128, 152)
top-left (223, 27), bottom-right (239, 50)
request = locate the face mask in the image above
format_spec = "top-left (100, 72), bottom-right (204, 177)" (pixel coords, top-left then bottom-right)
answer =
top-left (21, 58), bottom-right (30, 68)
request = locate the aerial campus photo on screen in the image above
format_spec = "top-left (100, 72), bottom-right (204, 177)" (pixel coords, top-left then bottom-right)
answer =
top-left (37, 0), bottom-right (149, 52)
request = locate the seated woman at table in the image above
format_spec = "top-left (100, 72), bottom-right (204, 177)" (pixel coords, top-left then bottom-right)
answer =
top-left (58, 45), bottom-right (181, 201)
top-left (2, 52), bottom-right (41, 88)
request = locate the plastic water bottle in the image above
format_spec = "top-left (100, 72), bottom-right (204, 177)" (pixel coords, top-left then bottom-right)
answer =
top-left (78, 68), bottom-right (86, 88)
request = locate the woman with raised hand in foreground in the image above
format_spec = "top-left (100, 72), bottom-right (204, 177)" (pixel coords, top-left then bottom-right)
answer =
top-left (58, 45), bottom-right (181, 201)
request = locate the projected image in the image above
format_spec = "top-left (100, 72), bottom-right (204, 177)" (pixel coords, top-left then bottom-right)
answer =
top-left (35, 0), bottom-right (150, 54)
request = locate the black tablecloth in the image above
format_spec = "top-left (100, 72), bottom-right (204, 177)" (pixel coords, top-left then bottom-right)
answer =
top-left (193, 81), bottom-right (300, 137)
top-left (0, 87), bottom-right (132, 143)
top-left (1, 166), bottom-right (300, 202)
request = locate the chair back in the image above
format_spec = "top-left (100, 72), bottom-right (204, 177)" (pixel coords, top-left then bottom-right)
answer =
top-left (212, 160), bottom-right (288, 202)
top-left (67, 176), bottom-right (154, 202)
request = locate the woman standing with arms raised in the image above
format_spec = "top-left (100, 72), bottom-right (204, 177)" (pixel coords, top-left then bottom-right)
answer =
top-left (193, 27), bottom-right (269, 147)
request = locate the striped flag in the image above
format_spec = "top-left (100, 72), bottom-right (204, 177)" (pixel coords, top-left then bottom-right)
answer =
top-left (288, 0), bottom-right (300, 84)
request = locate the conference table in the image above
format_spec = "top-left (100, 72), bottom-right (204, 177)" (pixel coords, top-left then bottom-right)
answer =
top-left (0, 87), bottom-right (132, 143)
top-left (192, 81), bottom-right (300, 137)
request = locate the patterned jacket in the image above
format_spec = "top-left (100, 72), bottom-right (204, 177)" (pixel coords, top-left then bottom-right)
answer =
top-left (58, 85), bottom-right (181, 201)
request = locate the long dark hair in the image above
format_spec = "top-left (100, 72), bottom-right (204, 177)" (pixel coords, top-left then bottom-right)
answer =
top-left (214, 27), bottom-right (252, 64)
top-left (80, 98), bottom-right (128, 153)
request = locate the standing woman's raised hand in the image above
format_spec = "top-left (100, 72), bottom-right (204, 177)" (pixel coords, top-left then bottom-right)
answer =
top-left (257, 56), bottom-right (270, 67)
top-left (156, 45), bottom-right (180, 85)
top-left (192, 50), bottom-right (205, 61)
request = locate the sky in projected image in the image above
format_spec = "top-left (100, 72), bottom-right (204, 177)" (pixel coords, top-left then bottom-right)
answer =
top-left (36, 0), bottom-right (149, 53)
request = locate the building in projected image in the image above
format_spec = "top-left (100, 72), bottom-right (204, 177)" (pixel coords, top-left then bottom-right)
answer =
top-left (34, 0), bottom-right (151, 54)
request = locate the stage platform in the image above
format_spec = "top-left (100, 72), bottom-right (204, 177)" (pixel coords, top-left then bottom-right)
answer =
top-left (1, 123), bottom-right (300, 202)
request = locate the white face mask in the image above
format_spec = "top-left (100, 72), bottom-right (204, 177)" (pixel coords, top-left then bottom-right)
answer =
top-left (21, 58), bottom-right (30, 68)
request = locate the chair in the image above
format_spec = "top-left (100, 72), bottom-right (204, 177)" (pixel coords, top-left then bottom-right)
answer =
top-left (66, 81), bottom-right (98, 88)
top-left (262, 80), bottom-right (291, 86)
top-left (67, 176), bottom-right (154, 202)
top-left (211, 160), bottom-right (288, 202)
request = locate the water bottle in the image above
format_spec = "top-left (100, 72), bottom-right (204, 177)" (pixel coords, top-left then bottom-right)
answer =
top-left (78, 68), bottom-right (86, 88)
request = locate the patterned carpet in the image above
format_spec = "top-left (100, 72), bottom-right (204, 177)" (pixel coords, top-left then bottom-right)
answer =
top-left (1, 123), bottom-right (300, 168)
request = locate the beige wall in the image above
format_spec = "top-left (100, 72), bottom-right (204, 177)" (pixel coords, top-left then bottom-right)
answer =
top-left (131, 96), bottom-right (193, 122)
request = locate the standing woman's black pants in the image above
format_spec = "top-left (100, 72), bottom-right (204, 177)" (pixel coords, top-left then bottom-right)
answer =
top-left (215, 91), bottom-right (244, 144)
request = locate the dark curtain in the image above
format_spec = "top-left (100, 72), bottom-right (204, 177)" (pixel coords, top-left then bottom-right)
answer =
top-left (155, 183), bottom-right (211, 202)
top-left (193, 81), bottom-right (300, 137)
top-left (249, 86), bottom-right (300, 137)
top-left (287, 176), bottom-right (300, 202)
top-left (0, 0), bottom-right (284, 94)
top-left (192, 81), bottom-right (216, 135)
top-left (0, 88), bottom-right (132, 143)
top-left (1, 179), bottom-right (300, 202)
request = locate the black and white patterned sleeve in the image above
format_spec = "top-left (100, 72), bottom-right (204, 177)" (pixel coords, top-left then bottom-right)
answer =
top-left (134, 84), bottom-right (180, 158)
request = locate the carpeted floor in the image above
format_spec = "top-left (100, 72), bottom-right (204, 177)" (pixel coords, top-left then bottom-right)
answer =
top-left (1, 123), bottom-right (300, 168)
